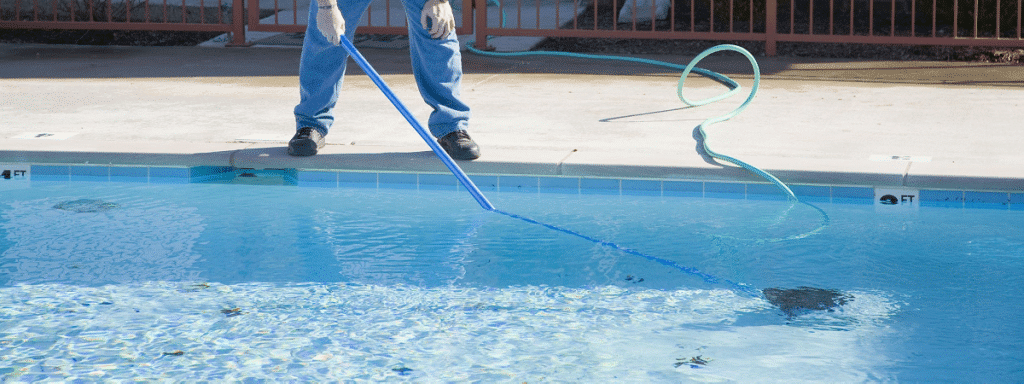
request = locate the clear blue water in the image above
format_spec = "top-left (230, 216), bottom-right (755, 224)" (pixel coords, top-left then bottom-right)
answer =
top-left (1, 180), bottom-right (1022, 382)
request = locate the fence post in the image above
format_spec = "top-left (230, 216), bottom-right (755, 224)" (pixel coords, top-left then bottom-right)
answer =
top-left (473, 0), bottom-right (492, 50)
top-left (228, 0), bottom-right (250, 46)
top-left (765, 0), bottom-right (777, 56)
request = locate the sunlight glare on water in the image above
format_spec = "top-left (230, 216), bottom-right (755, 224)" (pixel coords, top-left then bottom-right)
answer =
top-left (0, 181), bottom-right (1020, 382)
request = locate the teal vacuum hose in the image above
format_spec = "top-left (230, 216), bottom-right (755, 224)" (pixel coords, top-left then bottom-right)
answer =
top-left (465, 42), bottom-right (830, 242)
top-left (465, 43), bottom-right (797, 199)
top-left (337, 38), bottom-right (816, 295)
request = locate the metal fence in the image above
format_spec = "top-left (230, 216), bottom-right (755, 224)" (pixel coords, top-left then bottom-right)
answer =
top-left (243, 0), bottom-right (475, 36)
top-left (0, 0), bottom-right (248, 45)
top-left (473, 0), bottom-right (1024, 54)
top-left (2, 0), bottom-right (1022, 54)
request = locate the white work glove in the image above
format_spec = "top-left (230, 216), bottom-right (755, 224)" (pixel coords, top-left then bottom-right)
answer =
top-left (316, 0), bottom-right (344, 46)
top-left (420, 0), bottom-right (455, 39)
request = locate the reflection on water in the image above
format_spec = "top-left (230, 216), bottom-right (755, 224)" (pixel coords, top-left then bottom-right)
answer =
top-left (1, 197), bottom-right (204, 285)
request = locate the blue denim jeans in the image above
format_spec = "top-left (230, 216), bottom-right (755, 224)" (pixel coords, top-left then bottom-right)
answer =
top-left (294, 0), bottom-right (471, 138)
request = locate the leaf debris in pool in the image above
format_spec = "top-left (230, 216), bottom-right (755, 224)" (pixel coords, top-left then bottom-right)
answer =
top-left (52, 199), bottom-right (119, 213)
top-left (392, 367), bottom-right (413, 375)
top-left (221, 307), bottom-right (243, 317)
top-left (675, 355), bottom-right (712, 368)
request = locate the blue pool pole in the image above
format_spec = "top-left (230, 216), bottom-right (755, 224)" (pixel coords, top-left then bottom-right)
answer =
top-left (337, 37), bottom-right (495, 211)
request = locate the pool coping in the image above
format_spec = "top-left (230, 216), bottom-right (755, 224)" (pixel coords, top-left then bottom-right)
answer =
top-left (3, 45), bottom-right (1023, 205)
top-left (2, 139), bottom-right (1022, 190)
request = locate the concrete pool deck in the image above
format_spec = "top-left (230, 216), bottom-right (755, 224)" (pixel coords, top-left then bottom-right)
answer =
top-left (1, 43), bottom-right (1023, 192)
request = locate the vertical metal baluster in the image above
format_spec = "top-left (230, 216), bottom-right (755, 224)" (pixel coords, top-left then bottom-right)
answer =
top-left (809, 0), bottom-right (814, 33)
top-left (789, 0), bottom-right (794, 33)
top-left (517, 0), bottom-right (522, 28)
top-left (913, 0), bottom-right (921, 35)
top-left (366, 0), bottom-right (373, 26)
top-left (555, 0), bottom-right (560, 31)
top-left (973, 0), bottom-right (977, 36)
top-left (995, 0), bottom-right (999, 37)
top-left (729, 0), bottom-right (734, 32)
top-left (611, 0), bottom-right (617, 30)
top-left (826, 0), bottom-right (834, 33)
top-left (850, 0), bottom-right (854, 34)
top-left (869, 0), bottom-right (873, 35)
top-left (953, 0), bottom-right (957, 37)
top-left (573, 0), bottom-right (579, 29)
top-left (653, 0), bottom-right (659, 30)
top-left (890, 0), bottom-right (895, 35)
top-left (931, 0), bottom-right (935, 35)
top-left (711, 0), bottom-right (715, 32)
top-left (690, 0), bottom-right (695, 31)
top-left (536, 0), bottom-right (540, 29)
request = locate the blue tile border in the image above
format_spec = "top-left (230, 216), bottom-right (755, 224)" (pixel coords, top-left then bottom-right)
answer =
top-left (499, 176), bottom-right (538, 193)
top-left (149, 167), bottom-right (190, 184)
top-left (965, 191), bottom-right (1009, 205)
top-left (110, 166), bottom-right (149, 183)
top-left (581, 178), bottom-right (619, 195)
top-left (663, 180), bottom-right (702, 197)
top-left (466, 175), bottom-right (498, 193)
top-left (418, 173), bottom-right (458, 190)
top-left (378, 173), bottom-right (418, 189)
top-left (14, 163), bottom-right (1024, 209)
top-left (69, 165), bottom-right (109, 182)
top-left (622, 179), bottom-right (661, 196)
top-left (1011, 193), bottom-right (1024, 205)
top-left (29, 165), bottom-right (70, 182)
top-left (746, 183), bottom-right (789, 201)
top-left (336, 172), bottom-right (377, 189)
top-left (541, 177), bottom-right (581, 194)
top-left (704, 181), bottom-right (745, 199)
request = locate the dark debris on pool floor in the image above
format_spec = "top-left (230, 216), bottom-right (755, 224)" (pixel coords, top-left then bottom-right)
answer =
top-left (762, 286), bottom-right (852, 318)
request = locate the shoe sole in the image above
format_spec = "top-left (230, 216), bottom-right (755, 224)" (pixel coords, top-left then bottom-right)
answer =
top-left (288, 140), bottom-right (324, 156)
top-left (438, 142), bottom-right (481, 160)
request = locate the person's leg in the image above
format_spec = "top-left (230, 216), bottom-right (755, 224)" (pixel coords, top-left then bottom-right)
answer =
top-left (402, 0), bottom-right (471, 139)
top-left (293, 0), bottom-right (373, 135)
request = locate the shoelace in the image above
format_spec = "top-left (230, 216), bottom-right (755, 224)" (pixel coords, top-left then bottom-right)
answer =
top-left (451, 130), bottom-right (471, 143)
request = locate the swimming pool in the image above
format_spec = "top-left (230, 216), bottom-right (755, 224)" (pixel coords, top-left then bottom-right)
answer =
top-left (1, 165), bottom-right (1022, 382)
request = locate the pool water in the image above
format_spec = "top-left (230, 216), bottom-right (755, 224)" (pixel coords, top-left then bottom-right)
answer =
top-left (1, 180), bottom-right (1021, 382)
